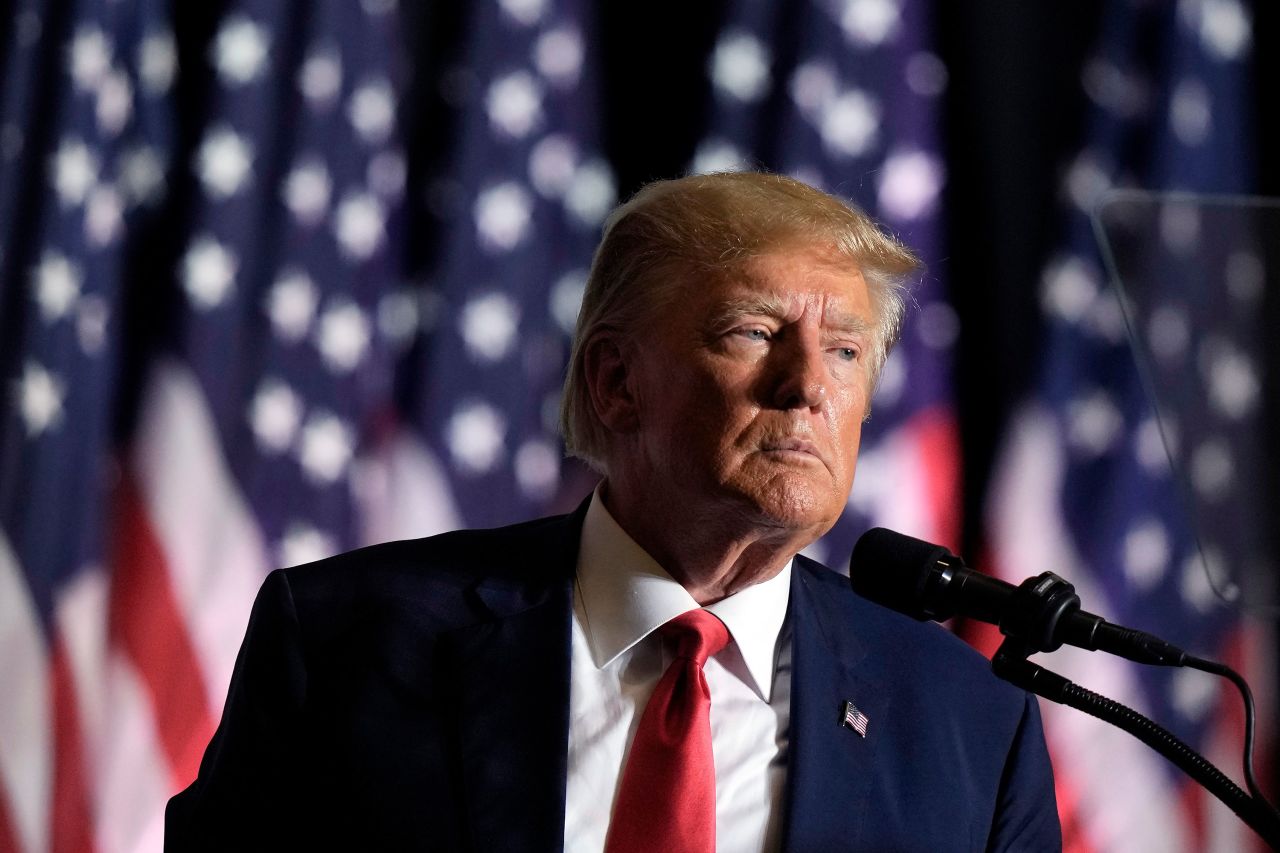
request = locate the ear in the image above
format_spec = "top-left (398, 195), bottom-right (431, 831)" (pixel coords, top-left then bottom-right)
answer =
top-left (583, 332), bottom-right (641, 434)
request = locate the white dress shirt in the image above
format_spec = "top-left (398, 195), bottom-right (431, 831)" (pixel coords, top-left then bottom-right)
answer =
top-left (563, 492), bottom-right (793, 853)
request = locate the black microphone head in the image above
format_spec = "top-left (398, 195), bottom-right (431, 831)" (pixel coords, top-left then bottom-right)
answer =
top-left (850, 527), bottom-right (957, 622)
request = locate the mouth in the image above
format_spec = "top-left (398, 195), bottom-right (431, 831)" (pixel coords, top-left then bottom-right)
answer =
top-left (759, 437), bottom-right (823, 463)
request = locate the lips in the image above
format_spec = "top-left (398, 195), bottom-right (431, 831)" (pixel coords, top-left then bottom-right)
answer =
top-left (760, 436), bottom-right (822, 461)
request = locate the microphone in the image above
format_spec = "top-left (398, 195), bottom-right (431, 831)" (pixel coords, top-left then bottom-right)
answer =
top-left (850, 527), bottom-right (1187, 666)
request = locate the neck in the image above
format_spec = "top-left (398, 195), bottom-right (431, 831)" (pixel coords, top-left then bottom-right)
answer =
top-left (599, 480), bottom-right (812, 605)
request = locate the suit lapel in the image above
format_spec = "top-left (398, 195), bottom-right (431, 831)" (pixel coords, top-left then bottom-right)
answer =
top-left (445, 578), bottom-right (573, 852)
top-left (443, 507), bottom-right (585, 853)
top-left (782, 557), bottom-right (895, 851)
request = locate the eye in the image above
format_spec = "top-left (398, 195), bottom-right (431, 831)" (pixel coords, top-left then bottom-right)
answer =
top-left (735, 327), bottom-right (771, 342)
top-left (835, 346), bottom-right (859, 362)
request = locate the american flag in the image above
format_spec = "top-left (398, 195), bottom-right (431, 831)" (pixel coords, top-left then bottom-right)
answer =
top-left (0, 0), bottom-right (609, 850)
top-left (841, 699), bottom-right (870, 737)
top-left (692, 0), bottom-right (960, 567)
top-left (0, 0), bottom-right (181, 850)
top-left (392, 0), bottom-right (613, 534)
top-left (985, 1), bottom-right (1273, 850)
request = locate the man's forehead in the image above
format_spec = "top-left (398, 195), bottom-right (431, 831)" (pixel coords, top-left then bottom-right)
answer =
top-left (714, 254), bottom-right (872, 325)
top-left (709, 288), bottom-right (866, 325)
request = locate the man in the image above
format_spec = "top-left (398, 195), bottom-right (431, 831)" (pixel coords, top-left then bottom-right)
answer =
top-left (166, 172), bottom-right (1060, 851)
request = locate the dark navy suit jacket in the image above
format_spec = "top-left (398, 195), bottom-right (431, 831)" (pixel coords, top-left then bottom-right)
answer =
top-left (166, 505), bottom-right (1060, 851)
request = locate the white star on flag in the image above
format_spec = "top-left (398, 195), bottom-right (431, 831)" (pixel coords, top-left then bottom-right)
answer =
top-left (549, 271), bottom-right (586, 335)
top-left (487, 71), bottom-right (543, 139)
top-left (266, 269), bottom-right (319, 341)
top-left (138, 30), bottom-right (177, 95)
top-left (16, 362), bottom-right (66, 437)
top-left (119, 144), bottom-right (166, 206)
top-left (711, 32), bottom-right (771, 103)
top-left (564, 160), bottom-right (615, 226)
top-left (84, 185), bottom-right (124, 246)
top-left (197, 126), bottom-right (254, 198)
top-left (1122, 519), bottom-right (1171, 590)
top-left (498, 0), bottom-right (547, 27)
top-left (333, 191), bottom-right (386, 260)
top-left (819, 90), bottom-right (880, 158)
top-left (535, 27), bottom-right (584, 86)
top-left (840, 0), bottom-right (902, 46)
top-left (315, 301), bottom-right (371, 373)
top-left (790, 61), bottom-right (838, 114)
top-left (1202, 340), bottom-right (1259, 419)
top-left (52, 139), bottom-right (99, 207)
top-left (460, 293), bottom-right (519, 363)
top-left (249, 378), bottom-right (303, 453)
top-left (95, 67), bottom-right (133, 135)
top-left (514, 439), bottom-right (560, 499)
top-left (299, 48), bottom-right (343, 105)
top-left (214, 15), bottom-right (270, 86)
top-left (32, 252), bottom-right (83, 321)
top-left (529, 135), bottom-right (578, 198)
top-left (347, 80), bottom-right (395, 144)
top-left (877, 149), bottom-right (943, 221)
top-left (282, 158), bottom-right (332, 224)
top-left (280, 522), bottom-right (338, 568)
top-left (376, 290), bottom-right (419, 346)
top-left (690, 139), bottom-right (750, 175)
top-left (1067, 391), bottom-right (1124, 456)
top-left (182, 236), bottom-right (237, 309)
top-left (367, 151), bottom-right (406, 200)
top-left (75, 295), bottom-right (109, 355)
top-left (298, 412), bottom-right (355, 483)
top-left (448, 401), bottom-right (507, 475)
top-left (474, 182), bottom-right (533, 251)
top-left (1193, 0), bottom-right (1251, 60)
top-left (69, 27), bottom-right (112, 91)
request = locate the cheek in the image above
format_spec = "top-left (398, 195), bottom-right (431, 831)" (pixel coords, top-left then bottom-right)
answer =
top-left (828, 392), bottom-right (866, 465)
top-left (647, 377), bottom-right (742, 456)
top-left (687, 367), bottom-right (759, 421)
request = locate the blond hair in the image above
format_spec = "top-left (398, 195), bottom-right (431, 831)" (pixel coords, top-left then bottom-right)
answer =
top-left (561, 171), bottom-right (920, 472)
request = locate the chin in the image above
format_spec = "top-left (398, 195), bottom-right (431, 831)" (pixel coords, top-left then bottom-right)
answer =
top-left (734, 476), bottom-right (844, 536)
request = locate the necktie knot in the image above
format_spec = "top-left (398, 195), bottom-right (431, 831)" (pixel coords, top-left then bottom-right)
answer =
top-left (661, 609), bottom-right (730, 667)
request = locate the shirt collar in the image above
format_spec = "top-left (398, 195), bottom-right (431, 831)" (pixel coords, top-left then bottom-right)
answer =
top-left (575, 487), bottom-right (792, 701)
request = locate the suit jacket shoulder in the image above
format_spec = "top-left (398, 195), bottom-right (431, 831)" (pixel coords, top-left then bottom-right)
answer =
top-left (277, 511), bottom-right (580, 645)
top-left (784, 556), bottom-right (1060, 852)
top-left (166, 509), bottom-right (584, 852)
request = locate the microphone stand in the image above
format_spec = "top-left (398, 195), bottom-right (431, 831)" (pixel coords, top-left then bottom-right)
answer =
top-left (993, 638), bottom-right (1280, 848)
top-left (986, 569), bottom-right (1280, 848)
top-left (847, 526), bottom-right (1280, 844)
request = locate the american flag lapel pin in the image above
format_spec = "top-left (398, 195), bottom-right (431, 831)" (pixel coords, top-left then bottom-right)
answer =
top-left (840, 700), bottom-right (870, 737)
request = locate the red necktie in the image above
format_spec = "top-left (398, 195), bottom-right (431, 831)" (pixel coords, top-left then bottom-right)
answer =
top-left (605, 609), bottom-right (731, 853)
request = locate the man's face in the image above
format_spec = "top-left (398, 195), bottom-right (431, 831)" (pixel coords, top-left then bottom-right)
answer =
top-left (622, 245), bottom-right (876, 541)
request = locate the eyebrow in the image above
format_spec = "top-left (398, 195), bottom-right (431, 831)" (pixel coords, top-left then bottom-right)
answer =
top-left (708, 293), bottom-right (874, 336)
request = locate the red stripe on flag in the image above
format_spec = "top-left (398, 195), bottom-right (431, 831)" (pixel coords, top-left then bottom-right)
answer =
top-left (108, 472), bottom-right (216, 790)
top-left (1178, 779), bottom-right (1208, 850)
top-left (50, 637), bottom-right (96, 853)
top-left (911, 406), bottom-right (962, 551)
top-left (1051, 750), bottom-right (1099, 853)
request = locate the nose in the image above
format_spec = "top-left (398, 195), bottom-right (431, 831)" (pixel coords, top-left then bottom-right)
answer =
top-left (770, 334), bottom-right (827, 411)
